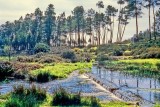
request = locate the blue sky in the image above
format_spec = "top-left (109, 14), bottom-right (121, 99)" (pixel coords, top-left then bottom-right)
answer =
top-left (0, 0), bottom-right (155, 40)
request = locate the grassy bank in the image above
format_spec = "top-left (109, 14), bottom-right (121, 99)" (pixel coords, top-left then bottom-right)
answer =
top-left (103, 59), bottom-right (160, 78)
top-left (29, 62), bottom-right (92, 82)
top-left (0, 86), bottom-right (134, 107)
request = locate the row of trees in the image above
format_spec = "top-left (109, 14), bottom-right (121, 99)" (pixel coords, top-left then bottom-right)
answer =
top-left (0, 0), bottom-right (160, 52)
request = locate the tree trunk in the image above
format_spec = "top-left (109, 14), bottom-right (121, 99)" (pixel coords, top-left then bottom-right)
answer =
top-left (135, 0), bottom-right (139, 37)
top-left (69, 31), bottom-right (72, 47)
top-left (102, 27), bottom-right (106, 44)
top-left (78, 23), bottom-right (80, 47)
top-left (149, 0), bottom-right (152, 40)
top-left (121, 24), bottom-right (127, 41)
top-left (117, 4), bottom-right (121, 42)
top-left (152, 5), bottom-right (156, 40)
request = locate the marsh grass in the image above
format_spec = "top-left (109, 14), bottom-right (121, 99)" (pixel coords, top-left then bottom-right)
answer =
top-left (52, 88), bottom-right (100, 106)
top-left (104, 59), bottom-right (160, 78)
top-left (5, 85), bottom-right (46, 107)
top-left (31, 62), bottom-right (92, 80)
top-left (100, 101), bottom-right (135, 107)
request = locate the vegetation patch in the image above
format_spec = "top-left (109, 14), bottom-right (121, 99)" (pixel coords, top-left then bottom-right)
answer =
top-left (0, 61), bottom-right (14, 81)
top-left (104, 59), bottom-right (160, 78)
top-left (5, 85), bottom-right (46, 107)
top-left (52, 88), bottom-right (100, 106)
top-left (30, 62), bottom-right (92, 82)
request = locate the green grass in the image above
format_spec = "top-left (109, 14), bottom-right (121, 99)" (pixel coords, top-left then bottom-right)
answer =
top-left (155, 104), bottom-right (160, 107)
top-left (0, 56), bottom-right (16, 61)
top-left (101, 101), bottom-right (135, 107)
top-left (30, 62), bottom-right (92, 78)
top-left (0, 86), bottom-right (134, 107)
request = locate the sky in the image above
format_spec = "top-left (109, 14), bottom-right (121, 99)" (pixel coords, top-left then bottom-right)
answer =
top-left (0, 0), bottom-right (155, 41)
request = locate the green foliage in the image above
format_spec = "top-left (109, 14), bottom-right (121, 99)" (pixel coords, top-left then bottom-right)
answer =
top-left (3, 46), bottom-right (10, 56)
top-left (31, 62), bottom-right (92, 79)
top-left (52, 88), bottom-right (99, 106)
top-left (5, 85), bottom-right (46, 107)
top-left (34, 43), bottom-right (50, 54)
top-left (96, 54), bottom-right (109, 61)
top-left (123, 51), bottom-right (132, 56)
top-left (36, 71), bottom-right (51, 83)
top-left (104, 59), bottom-right (160, 78)
top-left (101, 101), bottom-right (134, 107)
top-left (62, 51), bottom-right (76, 60)
top-left (156, 63), bottom-right (160, 71)
top-left (97, 44), bottom-right (128, 56)
top-left (79, 68), bottom-right (91, 74)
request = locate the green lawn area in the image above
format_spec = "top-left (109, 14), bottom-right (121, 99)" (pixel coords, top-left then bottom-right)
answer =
top-left (30, 62), bottom-right (92, 78)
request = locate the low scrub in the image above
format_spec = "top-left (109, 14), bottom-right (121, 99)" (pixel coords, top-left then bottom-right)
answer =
top-left (5, 85), bottom-right (46, 107)
top-left (52, 88), bottom-right (99, 106)
top-left (39, 57), bottom-right (55, 63)
top-left (123, 51), bottom-right (132, 56)
top-left (96, 54), bottom-right (109, 61)
top-left (0, 61), bottom-right (14, 81)
top-left (156, 63), bottom-right (160, 71)
top-left (62, 51), bottom-right (76, 60)
top-left (36, 71), bottom-right (51, 83)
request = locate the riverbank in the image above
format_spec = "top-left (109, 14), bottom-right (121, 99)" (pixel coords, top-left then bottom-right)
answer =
top-left (101, 59), bottom-right (160, 78)
top-left (0, 71), bottom-right (134, 107)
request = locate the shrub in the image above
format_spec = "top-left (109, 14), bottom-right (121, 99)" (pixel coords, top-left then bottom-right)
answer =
top-left (5, 85), bottom-right (46, 107)
top-left (123, 51), bottom-right (132, 56)
top-left (89, 47), bottom-right (97, 53)
top-left (156, 63), bottom-right (160, 71)
top-left (62, 51), bottom-right (76, 60)
top-left (0, 61), bottom-right (14, 80)
top-left (16, 56), bottom-right (34, 62)
top-left (52, 88), bottom-right (81, 106)
top-left (73, 48), bottom-right (81, 53)
top-left (113, 50), bottom-right (123, 56)
top-left (52, 88), bottom-right (100, 106)
top-left (96, 54), bottom-right (109, 61)
top-left (34, 43), bottom-right (50, 54)
top-left (36, 72), bottom-right (51, 83)
top-left (39, 57), bottom-right (55, 63)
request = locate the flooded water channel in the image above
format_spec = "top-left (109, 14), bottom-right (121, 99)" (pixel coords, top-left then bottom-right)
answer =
top-left (92, 66), bottom-right (160, 104)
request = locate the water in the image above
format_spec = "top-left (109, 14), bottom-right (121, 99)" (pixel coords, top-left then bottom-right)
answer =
top-left (92, 66), bottom-right (160, 104)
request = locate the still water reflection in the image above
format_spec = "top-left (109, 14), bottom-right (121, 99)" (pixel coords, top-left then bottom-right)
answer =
top-left (92, 66), bottom-right (160, 103)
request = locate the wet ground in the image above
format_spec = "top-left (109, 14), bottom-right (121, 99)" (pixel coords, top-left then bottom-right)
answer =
top-left (0, 70), bottom-right (121, 102)
top-left (91, 66), bottom-right (160, 106)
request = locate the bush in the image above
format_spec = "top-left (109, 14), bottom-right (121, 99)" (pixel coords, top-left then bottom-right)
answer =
top-left (36, 72), bottom-right (51, 83)
top-left (96, 54), bottom-right (109, 61)
top-left (0, 61), bottom-right (14, 81)
top-left (5, 85), bottom-right (46, 107)
top-left (16, 56), bottom-right (34, 62)
top-left (34, 43), bottom-right (50, 54)
top-left (52, 88), bottom-right (81, 106)
top-left (62, 51), bottom-right (76, 60)
top-left (156, 63), bottom-right (160, 71)
top-left (39, 57), bottom-right (55, 63)
top-left (123, 51), bottom-right (132, 56)
top-left (113, 50), bottom-right (123, 56)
